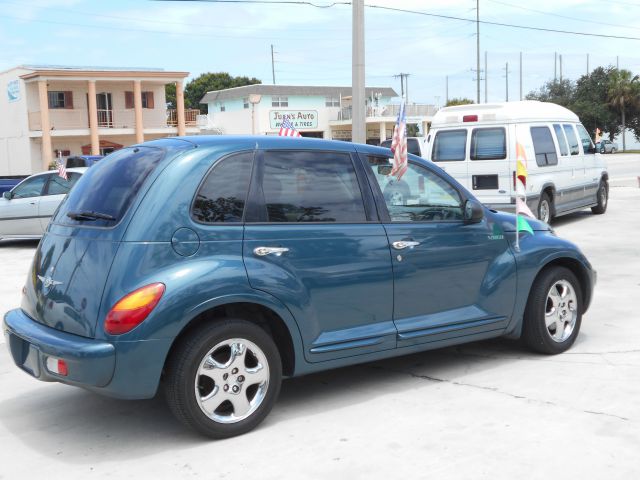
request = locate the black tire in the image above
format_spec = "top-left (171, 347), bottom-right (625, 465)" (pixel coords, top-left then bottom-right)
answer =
top-left (522, 267), bottom-right (583, 354)
top-left (600, 147), bottom-right (606, 154)
top-left (591, 180), bottom-right (608, 215)
top-left (537, 191), bottom-right (553, 224)
top-left (611, 148), bottom-right (616, 154)
top-left (164, 318), bottom-right (282, 439)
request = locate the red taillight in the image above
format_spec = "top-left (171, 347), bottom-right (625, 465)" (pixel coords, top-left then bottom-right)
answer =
top-left (105, 283), bottom-right (165, 335)
top-left (463, 115), bottom-right (478, 122)
top-left (46, 357), bottom-right (68, 377)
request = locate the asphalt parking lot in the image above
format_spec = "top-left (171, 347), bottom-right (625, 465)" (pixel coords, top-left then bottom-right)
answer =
top-left (1, 155), bottom-right (639, 479)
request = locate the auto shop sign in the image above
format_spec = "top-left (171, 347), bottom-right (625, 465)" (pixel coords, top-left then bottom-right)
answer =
top-left (270, 110), bottom-right (318, 130)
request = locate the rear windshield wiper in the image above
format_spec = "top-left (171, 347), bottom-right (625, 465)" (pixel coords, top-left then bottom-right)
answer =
top-left (67, 211), bottom-right (116, 221)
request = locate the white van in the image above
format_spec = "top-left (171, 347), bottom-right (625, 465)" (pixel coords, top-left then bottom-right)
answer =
top-left (425, 101), bottom-right (609, 223)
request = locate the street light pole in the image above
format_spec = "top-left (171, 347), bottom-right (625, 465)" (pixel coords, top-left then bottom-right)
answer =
top-left (352, 0), bottom-right (366, 144)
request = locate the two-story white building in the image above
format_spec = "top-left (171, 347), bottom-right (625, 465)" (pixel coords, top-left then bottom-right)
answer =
top-left (0, 65), bottom-right (202, 175)
top-left (200, 85), bottom-right (437, 144)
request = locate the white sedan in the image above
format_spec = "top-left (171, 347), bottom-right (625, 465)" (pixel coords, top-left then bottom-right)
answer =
top-left (0, 168), bottom-right (86, 240)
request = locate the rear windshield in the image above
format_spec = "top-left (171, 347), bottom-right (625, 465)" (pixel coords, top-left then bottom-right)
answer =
top-left (54, 146), bottom-right (164, 227)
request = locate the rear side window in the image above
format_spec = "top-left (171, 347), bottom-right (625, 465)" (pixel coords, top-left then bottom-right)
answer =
top-left (55, 146), bottom-right (164, 226)
top-left (259, 151), bottom-right (366, 223)
top-left (470, 128), bottom-right (506, 160)
top-left (432, 130), bottom-right (467, 161)
top-left (553, 124), bottom-right (569, 156)
top-left (563, 124), bottom-right (580, 155)
top-left (45, 172), bottom-right (81, 196)
top-left (192, 152), bottom-right (253, 223)
top-left (530, 127), bottom-right (558, 167)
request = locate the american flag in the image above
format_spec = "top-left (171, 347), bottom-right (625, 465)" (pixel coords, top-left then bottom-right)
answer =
top-left (389, 102), bottom-right (408, 180)
top-left (56, 152), bottom-right (67, 180)
top-left (279, 117), bottom-right (302, 137)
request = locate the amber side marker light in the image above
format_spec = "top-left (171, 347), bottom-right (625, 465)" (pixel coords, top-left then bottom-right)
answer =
top-left (105, 283), bottom-right (165, 335)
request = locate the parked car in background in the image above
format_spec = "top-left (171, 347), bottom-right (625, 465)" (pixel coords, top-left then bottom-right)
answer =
top-left (65, 155), bottom-right (103, 168)
top-left (380, 136), bottom-right (427, 157)
top-left (425, 101), bottom-right (609, 224)
top-left (596, 139), bottom-right (617, 154)
top-left (4, 136), bottom-right (595, 439)
top-left (0, 177), bottom-right (28, 196)
top-left (0, 168), bottom-right (85, 240)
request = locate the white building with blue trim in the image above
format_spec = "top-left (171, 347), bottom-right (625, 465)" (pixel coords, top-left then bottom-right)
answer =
top-left (200, 84), bottom-right (437, 144)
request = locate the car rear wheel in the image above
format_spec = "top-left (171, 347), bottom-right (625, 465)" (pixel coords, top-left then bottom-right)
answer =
top-left (522, 267), bottom-right (583, 354)
top-left (600, 146), bottom-right (606, 154)
top-left (611, 148), bottom-right (616, 154)
top-left (537, 192), bottom-right (552, 224)
top-left (164, 318), bottom-right (282, 438)
top-left (591, 180), bottom-right (608, 215)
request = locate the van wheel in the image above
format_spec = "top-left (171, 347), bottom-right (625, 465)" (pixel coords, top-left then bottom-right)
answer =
top-left (537, 192), bottom-right (552, 224)
top-left (591, 180), bottom-right (608, 214)
top-left (164, 318), bottom-right (282, 438)
top-left (522, 267), bottom-right (583, 354)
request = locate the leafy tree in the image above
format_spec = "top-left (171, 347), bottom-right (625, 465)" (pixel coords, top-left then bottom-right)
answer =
top-left (165, 83), bottom-right (176, 109)
top-left (607, 69), bottom-right (640, 151)
top-left (445, 97), bottom-right (475, 107)
top-left (183, 72), bottom-right (261, 113)
top-left (525, 78), bottom-right (575, 107)
top-left (572, 67), bottom-right (619, 140)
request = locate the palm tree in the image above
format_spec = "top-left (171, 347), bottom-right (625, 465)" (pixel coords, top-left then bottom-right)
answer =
top-left (608, 69), bottom-right (640, 151)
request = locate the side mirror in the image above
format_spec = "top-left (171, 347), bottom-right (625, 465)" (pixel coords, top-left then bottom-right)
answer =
top-left (464, 199), bottom-right (484, 224)
top-left (2, 191), bottom-right (12, 200)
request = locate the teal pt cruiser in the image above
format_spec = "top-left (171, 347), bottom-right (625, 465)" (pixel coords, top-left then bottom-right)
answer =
top-left (4, 136), bottom-right (596, 438)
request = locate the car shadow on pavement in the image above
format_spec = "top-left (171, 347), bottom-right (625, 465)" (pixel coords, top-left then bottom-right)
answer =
top-left (0, 335), bottom-right (584, 458)
top-left (550, 211), bottom-right (593, 227)
top-left (0, 239), bottom-right (40, 249)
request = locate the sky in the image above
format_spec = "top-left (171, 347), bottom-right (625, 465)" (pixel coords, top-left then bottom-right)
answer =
top-left (2, 0), bottom-right (640, 107)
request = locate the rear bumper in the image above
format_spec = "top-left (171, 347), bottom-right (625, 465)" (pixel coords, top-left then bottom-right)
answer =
top-left (3, 308), bottom-right (171, 399)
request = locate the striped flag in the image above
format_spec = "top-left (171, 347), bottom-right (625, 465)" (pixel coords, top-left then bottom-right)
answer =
top-left (389, 102), bottom-right (408, 180)
top-left (278, 117), bottom-right (302, 137)
top-left (515, 141), bottom-right (534, 251)
top-left (56, 152), bottom-right (67, 180)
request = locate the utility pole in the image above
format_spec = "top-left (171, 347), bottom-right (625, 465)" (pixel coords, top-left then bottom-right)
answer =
top-left (352, 0), bottom-right (365, 143)
top-left (271, 44), bottom-right (276, 84)
top-left (519, 51), bottom-right (522, 101)
top-left (445, 75), bottom-right (449, 104)
top-left (560, 54), bottom-right (563, 81)
top-left (504, 62), bottom-right (509, 102)
top-left (476, 0), bottom-right (481, 104)
top-left (554, 52), bottom-right (557, 81)
top-left (394, 73), bottom-right (410, 103)
top-left (484, 51), bottom-right (488, 103)
top-left (586, 53), bottom-right (589, 75)
top-left (616, 55), bottom-right (619, 69)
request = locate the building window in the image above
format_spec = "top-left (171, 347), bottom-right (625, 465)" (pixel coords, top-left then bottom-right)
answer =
top-left (272, 96), bottom-right (288, 107)
top-left (125, 91), bottom-right (155, 109)
top-left (325, 96), bottom-right (340, 107)
top-left (48, 91), bottom-right (73, 109)
top-left (220, 103), bottom-right (226, 112)
top-left (243, 97), bottom-right (249, 109)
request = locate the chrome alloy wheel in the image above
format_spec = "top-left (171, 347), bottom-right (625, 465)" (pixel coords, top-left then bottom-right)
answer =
top-left (545, 280), bottom-right (578, 343)
top-left (539, 200), bottom-right (550, 224)
top-left (599, 185), bottom-right (608, 209)
top-left (195, 338), bottom-right (270, 424)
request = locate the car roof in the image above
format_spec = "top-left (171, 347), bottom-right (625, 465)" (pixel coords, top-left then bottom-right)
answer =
top-left (28, 167), bottom-right (88, 178)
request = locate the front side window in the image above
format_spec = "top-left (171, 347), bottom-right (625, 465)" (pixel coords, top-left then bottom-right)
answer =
top-left (260, 151), bottom-right (366, 223)
top-left (432, 130), bottom-right (467, 162)
top-left (45, 172), bottom-right (81, 196)
top-left (272, 96), bottom-right (289, 107)
top-left (553, 124), bottom-right (569, 156)
top-left (192, 152), bottom-right (253, 223)
top-left (530, 126), bottom-right (558, 167)
top-left (54, 146), bottom-right (165, 227)
top-left (576, 124), bottom-right (595, 153)
top-left (367, 157), bottom-right (463, 222)
top-left (11, 175), bottom-right (47, 198)
top-left (470, 127), bottom-right (506, 160)
top-left (563, 124), bottom-right (580, 155)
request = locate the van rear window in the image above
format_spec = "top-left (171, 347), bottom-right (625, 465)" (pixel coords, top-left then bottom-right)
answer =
top-left (470, 128), bottom-right (506, 160)
top-left (432, 130), bottom-right (467, 161)
top-left (54, 146), bottom-right (165, 227)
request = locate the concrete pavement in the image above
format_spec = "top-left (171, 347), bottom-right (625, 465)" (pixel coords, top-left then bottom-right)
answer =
top-left (0, 159), bottom-right (639, 479)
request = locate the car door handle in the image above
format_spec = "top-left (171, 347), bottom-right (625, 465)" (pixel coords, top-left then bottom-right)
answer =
top-left (253, 246), bottom-right (289, 257)
top-left (392, 241), bottom-right (420, 250)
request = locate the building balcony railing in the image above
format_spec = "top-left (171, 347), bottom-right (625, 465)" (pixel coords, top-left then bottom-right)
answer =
top-left (336, 104), bottom-right (438, 121)
top-left (27, 108), bottom-right (202, 131)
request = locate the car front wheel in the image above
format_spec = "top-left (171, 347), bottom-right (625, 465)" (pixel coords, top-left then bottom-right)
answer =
top-left (522, 267), bottom-right (583, 354)
top-left (164, 318), bottom-right (282, 438)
